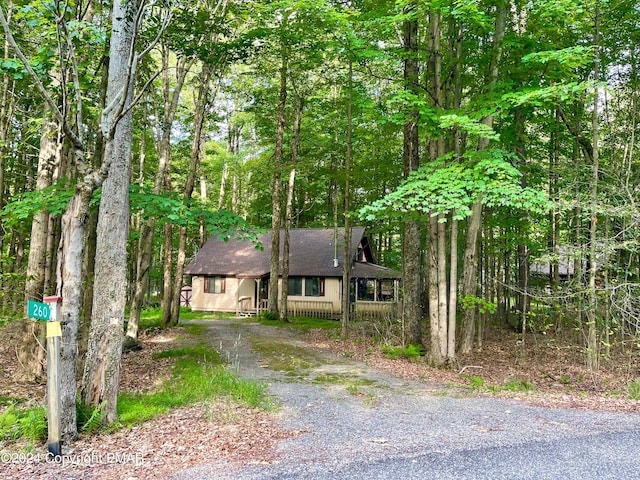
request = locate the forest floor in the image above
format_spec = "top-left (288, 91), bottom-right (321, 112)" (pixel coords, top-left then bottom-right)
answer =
top-left (0, 317), bottom-right (639, 479)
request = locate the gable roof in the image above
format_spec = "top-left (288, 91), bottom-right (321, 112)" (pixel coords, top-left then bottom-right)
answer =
top-left (184, 227), bottom-right (399, 279)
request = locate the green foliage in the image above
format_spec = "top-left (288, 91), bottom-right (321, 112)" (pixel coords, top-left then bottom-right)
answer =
top-left (77, 401), bottom-right (107, 434)
top-left (381, 344), bottom-right (424, 361)
top-left (460, 374), bottom-right (486, 391)
top-left (129, 185), bottom-right (261, 246)
top-left (460, 374), bottom-right (535, 393)
top-left (0, 404), bottom-right (47, 444)
top-left (502, 82), bottom-right (593, 109)
top-left (152, 344), bottom-right (221, 362)
top-left (499, 380), bottom-right (535, 392)
top-left (627, 380), bottom-right (640, 400)
top-left (118, 343), bottom-right (271, 427)
top-left (1, 184), bottom-right (260, 249)
top-left (460, 295), bottom-right (497, 315)
top-left (259, 311), bottom-right (279, 322)
top-left (360, 149), bottom-right (550, 222)
top-left (0, 183), bottom-right (75, 229)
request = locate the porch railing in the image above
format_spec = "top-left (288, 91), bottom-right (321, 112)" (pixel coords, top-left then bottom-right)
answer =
top-left (287, 300), bottom-right (335, 319)
top-left (242, 298), bottom-right (400, 321)
top-left (354, 300), bottom-right (400, 320)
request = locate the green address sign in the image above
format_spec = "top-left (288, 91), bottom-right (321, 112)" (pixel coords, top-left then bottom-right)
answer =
top-left (28, 300), bottom-right (50, 320)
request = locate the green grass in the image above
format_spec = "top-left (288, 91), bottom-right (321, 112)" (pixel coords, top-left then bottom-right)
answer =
top-left (118, 343), bottom-right (272, 427)
top-left (459, 374), bottom-right (535, 394)
top-left (627, 379), bottom-right (640, 400)
top-left (136, 307), bottom-right (221, 331)
top-left (380, 344), bottom-right (424, 361)
top-left (254, 315), bottom-right (341, 333)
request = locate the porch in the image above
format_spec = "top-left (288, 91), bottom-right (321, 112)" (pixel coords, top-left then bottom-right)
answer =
top-left (238, 296), bottom-right (401, 321)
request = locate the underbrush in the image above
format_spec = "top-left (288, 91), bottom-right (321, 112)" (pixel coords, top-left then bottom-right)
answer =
top-left (0, 404), bottom-right (47, 449)
top-left (118, 343), bottom-right (273, 427)
top-left (0, 337), bottom-right (272, 448)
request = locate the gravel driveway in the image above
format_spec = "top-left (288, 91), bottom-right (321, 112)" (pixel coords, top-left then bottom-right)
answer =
top-left (173, 319), bottom-right (640, 480)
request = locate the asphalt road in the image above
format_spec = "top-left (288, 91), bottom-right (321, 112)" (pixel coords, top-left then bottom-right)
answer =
top-left (173, 320), bottom-right (640, 480)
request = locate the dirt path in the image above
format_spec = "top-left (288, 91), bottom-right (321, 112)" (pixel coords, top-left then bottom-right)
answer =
top-left (174, 319), bottom-right (640, 480)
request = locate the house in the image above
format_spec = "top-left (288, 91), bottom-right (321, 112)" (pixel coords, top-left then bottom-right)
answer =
top-left (183, 227), bottom-right (401, 319)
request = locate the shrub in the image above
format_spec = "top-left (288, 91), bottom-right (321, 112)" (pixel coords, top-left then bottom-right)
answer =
top-left (381, 344), bottom-right (424, 361)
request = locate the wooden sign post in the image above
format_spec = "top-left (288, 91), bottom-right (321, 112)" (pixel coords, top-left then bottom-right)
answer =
top-left (43, 295), bottom-right (62, 458)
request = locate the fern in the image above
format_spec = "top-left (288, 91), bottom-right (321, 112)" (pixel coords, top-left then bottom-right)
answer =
top-left (78, 401), bottom-right (107, 434)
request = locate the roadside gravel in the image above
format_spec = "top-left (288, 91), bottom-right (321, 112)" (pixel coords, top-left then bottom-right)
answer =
top-left (174, 319), bottom-right (640, 480)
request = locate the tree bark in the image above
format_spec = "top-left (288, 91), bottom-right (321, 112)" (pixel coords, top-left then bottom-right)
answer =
top-left (342, 59), bottom-right (353, 336)
top-left (268, 15), bottom-right (289, 317)
top-left (18, 115), bottom-right (58, 382)
top-left (459, 0), bottom-right (507, 355)
top-left (586, 1), bottom-right (601, 370)
top-left (280, 94), bottom-right (302, 323)
top-left (82, 0), bottom-right (136, 423)
top-left (427, 216), bottom-right (442, 364)
top-left (401, 1), bottom-right (422, 346)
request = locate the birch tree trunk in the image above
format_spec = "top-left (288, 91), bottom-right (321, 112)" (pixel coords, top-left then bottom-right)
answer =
top-left (428, 216), bottom-right (442, 364)
top-left (280, 168), bottom-right (295, 322)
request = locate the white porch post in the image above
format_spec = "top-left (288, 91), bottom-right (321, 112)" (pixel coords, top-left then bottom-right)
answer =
top-left (236, 278), bottom-right (240, 317)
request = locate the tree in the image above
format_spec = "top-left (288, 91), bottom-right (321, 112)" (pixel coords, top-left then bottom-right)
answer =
top-left (82, 0), bottom-right (165, 423)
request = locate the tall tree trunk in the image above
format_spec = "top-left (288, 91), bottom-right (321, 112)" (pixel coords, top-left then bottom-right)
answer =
top-left (586, 1), bottom-right (601, 370)
top-left (401, 1), bottom-right (422, 346)
top-left (448, 218), bottom-right (458, 360)
top-left (82, 0), bottom-right (136, 422)
top-left (515, 108), bottom-right (530, 333)
top-left (428, 216), bottom-right (442, 364)
top-left (268, 16), bottom-right (289, 317)
top-left (342, 60), bottom-right (353, 336)
top-left (58, 184), bottom-right (94, 441)
top-left (280, 95), bottom-right (302, 323)
top-left (459, 0), bottom-right (507, 355)
top-left (79, 55), bottom-right (108, 366)
top-left (0, 1), bottom-right (14, 278)
top-left (18, 115), bottom-right (58, 382)
top-left (161, 224), bottom-right (174, 328)
top-left (280, 168), bottom-right (295, 322)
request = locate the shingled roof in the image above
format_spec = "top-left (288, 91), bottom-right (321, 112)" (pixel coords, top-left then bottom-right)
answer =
top-left (184, 227), bottom-right (400, 279)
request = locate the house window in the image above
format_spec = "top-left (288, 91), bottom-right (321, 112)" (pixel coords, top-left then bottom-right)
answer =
top-left (356, 278), bottom-right (375, 301)
top-left (377, 280), bottom-right (395, 301)
top-left (305, 277), bottom-right (325, 297)
top-left (288, 277), bottom-right (303, 296)
top-left (205, 276), bottom-right (226, 294)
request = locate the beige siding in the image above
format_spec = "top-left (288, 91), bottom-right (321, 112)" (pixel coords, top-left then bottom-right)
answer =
top-left (191, 276), bottom-right (343, 315)
top-left (279, 277), bottom-right (342, 312)
top-left (191, 275), bottom-right (240, 313)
